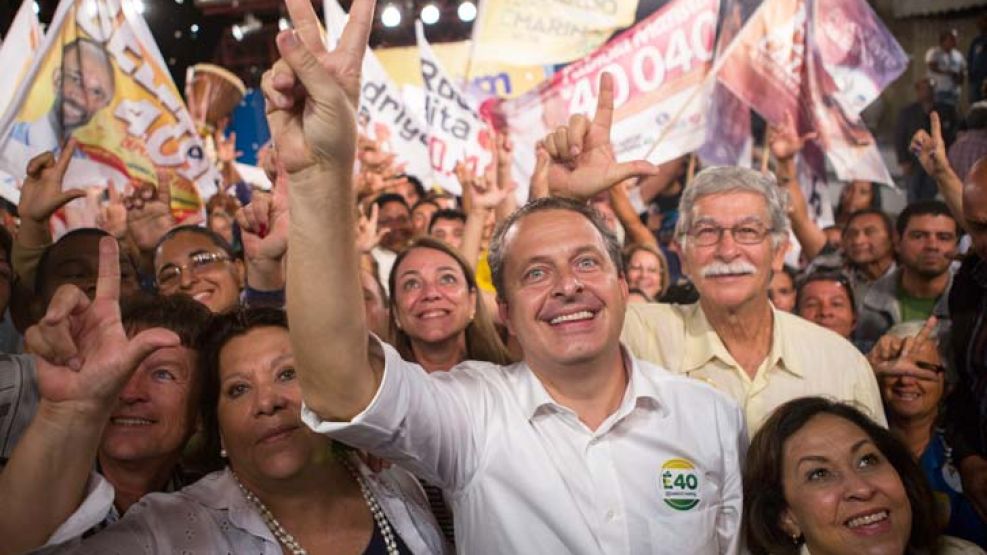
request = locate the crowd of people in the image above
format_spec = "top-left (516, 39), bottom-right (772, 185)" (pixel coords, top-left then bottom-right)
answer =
top-left (0, 0), bottom-right (986, 553)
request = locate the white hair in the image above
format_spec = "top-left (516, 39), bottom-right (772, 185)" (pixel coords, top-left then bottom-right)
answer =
top-left (675, 166), bottom-right (791, 248)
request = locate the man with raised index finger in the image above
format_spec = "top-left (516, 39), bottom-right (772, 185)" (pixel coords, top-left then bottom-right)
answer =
top-left (268, 1), bottom-right (747, 553)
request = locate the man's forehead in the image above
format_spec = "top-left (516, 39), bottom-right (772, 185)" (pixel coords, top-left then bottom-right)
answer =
top-left (692, 191), bottom-right (768, 216)
top-left (506, 210), bottom-right (607, 258)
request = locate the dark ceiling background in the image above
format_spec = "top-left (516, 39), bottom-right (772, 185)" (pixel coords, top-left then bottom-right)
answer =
top-left (1, 0), bottom-right (666, 90)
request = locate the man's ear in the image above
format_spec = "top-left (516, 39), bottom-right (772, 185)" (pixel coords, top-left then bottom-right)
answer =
top-left (497, 298), bottom-right (515, 337)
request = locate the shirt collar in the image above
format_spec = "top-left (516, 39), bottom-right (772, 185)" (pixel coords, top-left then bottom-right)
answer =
top-left (681, 303), bottom-right (803, 378)
top-left (516, 348), bottom-right (664, 422)
top-left (191, 468), bottom-right (279, 542)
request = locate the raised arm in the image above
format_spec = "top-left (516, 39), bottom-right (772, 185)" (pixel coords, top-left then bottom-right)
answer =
top-left (13, 142), bottom-right (86, 286)
top-left (609, 179), bottom-right (658, 249)
top-left (0, 239), bottom-right (177, 555)
top-left (912, 112), bottom-right (965, 229)
top-left (267, 0), bottom-right (379, 420)
top-left (767, 120), bottom-right (827, 260)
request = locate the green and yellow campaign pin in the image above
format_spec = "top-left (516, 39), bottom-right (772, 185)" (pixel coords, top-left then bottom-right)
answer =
top-left (660, 458), bottom-right (701, 511)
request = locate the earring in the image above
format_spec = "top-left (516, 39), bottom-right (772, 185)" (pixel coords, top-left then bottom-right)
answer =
top-left (220, 448), bottom-right (227, 458)
top-left (790, 532), bottom-right (803, 545)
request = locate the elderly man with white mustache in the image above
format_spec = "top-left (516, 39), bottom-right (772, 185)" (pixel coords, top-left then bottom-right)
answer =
top-left (618, 167), bottom-right (884, 432)
top-left (541, 114), bottom-right (884, 432)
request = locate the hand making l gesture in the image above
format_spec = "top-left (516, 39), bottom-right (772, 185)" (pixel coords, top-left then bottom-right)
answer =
top-left (25, 237), bottom-right (179, 414)
top-left (539, 73), bottom-right (659, 200)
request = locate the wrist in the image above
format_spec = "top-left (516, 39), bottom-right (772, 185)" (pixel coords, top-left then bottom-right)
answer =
top-left (38, 398), bottom-right (112, 428)
top-left (246, 257), bottom-right (286, 291)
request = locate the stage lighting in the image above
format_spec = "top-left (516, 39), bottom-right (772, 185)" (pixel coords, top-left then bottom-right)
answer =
top-left (457, 1), bottom-right (476, 22)
top-left (381, 3), bottom-right (402, 28)
top-left (232, 13), bottom-right (262, 41)
top-left (421, 3), bottom-right (440, 25)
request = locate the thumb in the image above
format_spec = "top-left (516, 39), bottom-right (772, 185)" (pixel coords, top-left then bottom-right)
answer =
top-left (121, 328), bottom-right (181, 372)
top-left (276, 30), bottom-right (329, 96)
top-left (606, 160), bottom-right (661, 185)
top-left (56, 188), bottom-right (88, 207)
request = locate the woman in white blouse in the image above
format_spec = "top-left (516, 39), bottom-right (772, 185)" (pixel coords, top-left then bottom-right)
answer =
top-left (65, 308), bottom-right (446, 555)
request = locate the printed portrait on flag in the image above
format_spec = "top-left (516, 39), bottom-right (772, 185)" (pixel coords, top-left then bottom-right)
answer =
top-left (0, 0), bottom-right (217, 223)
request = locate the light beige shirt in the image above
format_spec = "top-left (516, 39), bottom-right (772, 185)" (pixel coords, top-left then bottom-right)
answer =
top-left (621, 303), bottom-right (886, 433)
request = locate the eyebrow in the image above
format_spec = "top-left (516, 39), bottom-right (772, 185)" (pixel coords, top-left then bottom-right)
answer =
top-left (795, 438), bottom-right (873, 469)
top-left (269, 353), bottom-right (294, 370)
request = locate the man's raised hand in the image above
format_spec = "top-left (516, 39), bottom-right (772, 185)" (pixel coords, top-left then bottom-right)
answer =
top-left (540, 73), bottom-right (660, 200)
top-left (910, 112), bottom-right (953, 178)
top-left (19, 140), bottom-right (86, 227)
top-left (261, 0), bottom-right (374, 174)
top-left (24, 237), bottom-right (179, 413)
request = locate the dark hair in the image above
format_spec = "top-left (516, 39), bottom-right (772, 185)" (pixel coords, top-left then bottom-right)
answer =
top-left (843, 208), bottom-right (893, 239)
top-left (122, 293), bottom-right (212, 349)
top-left (835, 183), bottom-right (882, 224)
top-left (35, 228), bottom-right (122, 295)
top-left (388, 237), bottom-right (512, 366)
top-left (401, 174), bottom-right (426, 200)
top-left (780, 264), bottom-right (798, 285)
top-left (411, 199), bottom-right (439, 214)
top-left (154, 224), bottom-right (235, 266)
top-left (967, 103), bottom-right (987, 130)
top-left (895, 200), bottom-right (958, 238)
top-left (488, 197), bottom-right (623, 302)
top-left (205, 193), bottom-right (240, 218)
top-left (795, 271), bottom-right (857, 315)
top-left (428, 209), bottom-right (467, 233)
top-left (744, 397), bottom-right (939, 555)
top-left (0, 225), bottom-right (12, 265)
top-left (374, 193), bottom-right (410, 213)
top-left (197, 307), bottom-right (288, 465)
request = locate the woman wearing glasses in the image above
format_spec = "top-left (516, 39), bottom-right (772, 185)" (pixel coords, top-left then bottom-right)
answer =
top-left (871, 320), bottom-right (987, 548)
top-left (153, 226), bottom-right (244, 313)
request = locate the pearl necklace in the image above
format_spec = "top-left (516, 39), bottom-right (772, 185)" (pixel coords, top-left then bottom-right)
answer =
top-left (231, 460), bottom-right (399, 555)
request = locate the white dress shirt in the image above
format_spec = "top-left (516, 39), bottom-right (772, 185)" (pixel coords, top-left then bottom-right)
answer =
top-left (303, 338), bottom-right (748, 555)
top-left (45, 460), bottom-right (446, 554)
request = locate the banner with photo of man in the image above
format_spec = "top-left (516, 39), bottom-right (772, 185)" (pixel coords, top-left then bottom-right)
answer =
top-left (0, 0), bottom-right (217, 223)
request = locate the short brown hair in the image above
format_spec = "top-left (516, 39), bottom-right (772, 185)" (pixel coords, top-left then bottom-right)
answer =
top-left (744, 397), bottom-right (939, 555)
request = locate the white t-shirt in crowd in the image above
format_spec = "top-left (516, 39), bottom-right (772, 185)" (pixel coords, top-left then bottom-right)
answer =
top-left (926, 46), bottom-right (967, 95)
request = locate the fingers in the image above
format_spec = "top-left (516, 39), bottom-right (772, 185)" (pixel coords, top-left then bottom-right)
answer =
top-left (261, 62), bottom-right (297, 112)
top-left (54, 138), bottom-right (77, 178)
top-left (276, 30), bottom-right (328, 96)
top-left (902, 315), bottom-right (938, 359)
top-left (31, 285), bottom-right (91, 366)
top-left (57, 188), bottom-right (88, 206)
top-left (157, 177), bottom-right (172, 206)
top-left (568, 113), bottom-right (589, 157)
top-left (25, 151), bottom-right (55, 178)
top-left (95, 236), bottom-right (121, 301)
top-left (930, 111), bottom-right (942, 142)
top-left (607, 159), bottom-right (662, 185)
top-left (121, 328), bottom-right (181, 379)
top-left (336, 0), bottom-right (375, 60)
top-left (593, 72), bottom-right (615, 131)
top-left (552, 126), bottom-right (572, 162)
top-left (285, 0), bottom-right (326, 55)
top-left (368, 202), bottom-right (379, 229)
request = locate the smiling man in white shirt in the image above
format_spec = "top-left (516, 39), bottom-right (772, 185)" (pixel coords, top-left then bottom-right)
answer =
top-left (266, 1), bottom-right (747, 553)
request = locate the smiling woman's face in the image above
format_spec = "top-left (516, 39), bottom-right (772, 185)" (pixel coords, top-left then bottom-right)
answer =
top-left (780, 413), bottom-right (911, 555)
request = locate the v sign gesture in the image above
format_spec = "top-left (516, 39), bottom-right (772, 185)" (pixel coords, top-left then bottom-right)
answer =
top-left (261, 0), bottom-right (373, 173)
top-left (540, 73), bottom-right (661, 201)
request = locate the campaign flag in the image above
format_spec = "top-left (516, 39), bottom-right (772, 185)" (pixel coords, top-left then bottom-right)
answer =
top-left (415, 21), bottom-right (493, 195)
top-left (696, 0), bottom-right (759, 168)
top-left (717, 0), bottom-right (893, 185)
top-left (501, 0), bottom-right (719, 195)
top-left (0, 0), bottom-right (218, 223)
top-left (323, 0), bottom-right (433, 186)
top-left (0, 0), bottom-right (44, 203)
top-left (813, 0), bottom-right (908, 116)
top-left (469, 0), bottom-right (640, 66)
